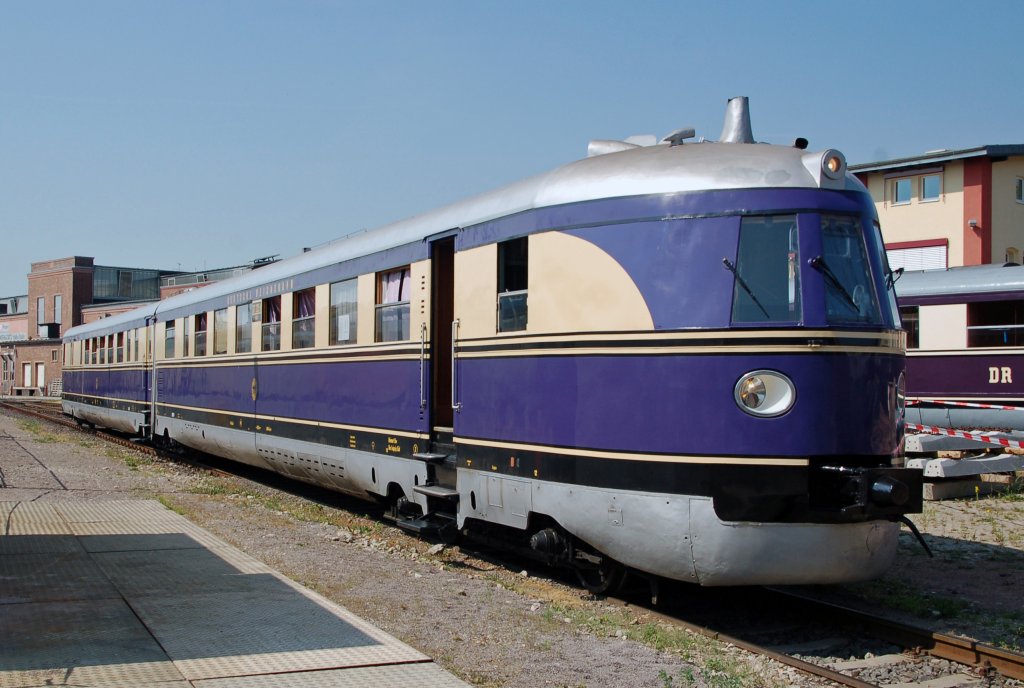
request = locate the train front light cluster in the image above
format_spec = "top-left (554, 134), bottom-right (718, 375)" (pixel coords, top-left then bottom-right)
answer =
top-left (734, 370), bottom-right (796, 417)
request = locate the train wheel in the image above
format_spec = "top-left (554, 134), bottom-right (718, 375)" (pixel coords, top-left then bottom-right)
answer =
top-left (575, 556), bottom-right (628, 595)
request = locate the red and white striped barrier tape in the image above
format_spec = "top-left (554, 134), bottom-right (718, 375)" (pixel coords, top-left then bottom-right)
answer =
top-left (905, 422), bottom-right (1024, 449)
top-left (906, 399), bottom-right (1023, 411)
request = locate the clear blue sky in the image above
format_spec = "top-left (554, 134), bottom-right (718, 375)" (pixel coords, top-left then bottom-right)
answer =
top-left (1, 1), bottom-right (1020, 297)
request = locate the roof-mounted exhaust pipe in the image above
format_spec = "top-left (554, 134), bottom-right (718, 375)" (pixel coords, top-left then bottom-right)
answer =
top-left (719, 96), bottom-right (755, 144)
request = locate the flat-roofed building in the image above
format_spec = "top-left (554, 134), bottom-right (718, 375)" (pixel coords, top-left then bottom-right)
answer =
top-left (851, 145), bottom-right (1024, 270)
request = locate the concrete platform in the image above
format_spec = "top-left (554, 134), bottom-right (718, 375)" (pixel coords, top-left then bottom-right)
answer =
top-left (0, 500), bottom-right (469, 688)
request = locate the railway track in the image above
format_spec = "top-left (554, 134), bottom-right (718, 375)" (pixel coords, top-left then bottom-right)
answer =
top-left (3, 398), bottom-right (1022, 687)
top-left (619, 584), bottom-right (1024, 687)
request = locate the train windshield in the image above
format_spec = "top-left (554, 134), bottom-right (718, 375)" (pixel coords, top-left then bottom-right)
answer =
top-left (819, 215), bottom-right (881, 325)
top-left (729, 215), bottom-right (801, 323)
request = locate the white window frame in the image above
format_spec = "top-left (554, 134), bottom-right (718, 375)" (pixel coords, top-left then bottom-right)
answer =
top-left (920, 174), bottom-right (942, 203)
top-left (892, 178), bottom-right (913, 206)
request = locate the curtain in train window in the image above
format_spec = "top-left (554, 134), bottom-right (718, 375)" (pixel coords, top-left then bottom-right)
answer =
top-left (330, 279), bottom-right (358, 345)
top-left (729, 215), bottom-right (802, 323)
top-left (236, 303), bottom-right (252, 353)
top-left (195, 313), bottom-right (208, 356)
top-left (292, 289), bottom-right (315, 349)
top-left (213, 308), bottom-right (228, 355)
top-left (376, 267), bottom-right (410, 342)
top-left (262, 296), bottom-right (281, 351)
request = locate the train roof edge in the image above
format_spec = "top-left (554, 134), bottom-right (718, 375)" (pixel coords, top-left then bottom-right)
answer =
top-left (64, 101), bottom-right (867, 342)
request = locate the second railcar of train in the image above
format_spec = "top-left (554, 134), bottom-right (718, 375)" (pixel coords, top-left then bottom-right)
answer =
top-left (63, 97), bottom-right (922, 589)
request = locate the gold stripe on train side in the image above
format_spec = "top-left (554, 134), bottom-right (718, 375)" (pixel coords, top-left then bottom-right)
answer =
top-left (156, 401), bottom-right (428, 440)
top-left (455, 329), bottom-right (904, 358)
top-left (455, 436), bottom-right (810, 467)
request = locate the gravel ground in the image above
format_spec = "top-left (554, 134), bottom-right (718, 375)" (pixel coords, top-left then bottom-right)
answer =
top-left (2, 407), bottom-right (1022, 687)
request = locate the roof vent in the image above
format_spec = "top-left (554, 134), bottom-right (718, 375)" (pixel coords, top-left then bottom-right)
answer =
top-left (662, 127), bottom-right (696, 147)
top-left (719, 96), bottom-right (755, 144)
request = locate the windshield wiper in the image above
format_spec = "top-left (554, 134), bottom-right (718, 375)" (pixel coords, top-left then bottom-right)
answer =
top-left (722, 258), bottom-right (770, 318)
top-left (809, 255), bottom-right (859, 313)
top-left (886, 266), bottom-right (904, 291)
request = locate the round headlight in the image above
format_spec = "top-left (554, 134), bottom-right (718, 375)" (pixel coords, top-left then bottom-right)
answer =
top-left (734, 370), bottom-right (796, 417)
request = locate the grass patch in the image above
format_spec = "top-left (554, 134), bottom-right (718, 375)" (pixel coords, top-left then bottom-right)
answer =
top-left (105, 446), bottom-right (152, 470)
top-left (540, 602), bottom-right (779, 687)
top-left (17, 419), bottom-right (59, 443)
top-left (156, 495), bottom-right (188, 517)
top-left (852, 579), bottom-right (968, 619)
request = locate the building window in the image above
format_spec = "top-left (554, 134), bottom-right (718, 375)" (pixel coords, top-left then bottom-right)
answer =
top-left (921, 175), bottom-right (941, 202)
top-left (195, 313), bottom-right (208, 356)
top-left (497, 237), bottom-right (528, 332)
top-left (885, 243), bottom-right (948, 271)
top-left (213, 308), bottom-right (228, 355)
top-left (236, 303), bottom-right (253, 353)
top-left (330, 279), bottom-right (358, 345)
top-left (893, 178), bottom-right (912, 205)
top-left (51, 350), bottom-right (58, 362)
top-left (262, 296), bottom-right (282, 351)
top-left (375, 267), bottom-right (410, 342)
top-left (53, 295), bottom-right (62, 325)
top-left (292, 288), bottom-right (315, 349)
top-left (1017, 178), bottom-right (1024, 204)
top-left (165, 321), bottom-right (176, 358)
top-left (37, 297), bottom-right (45, 324)
top-left (900, 307), bottom-right (919, 349)
top-left (729, 215), bottom-right (802, 323)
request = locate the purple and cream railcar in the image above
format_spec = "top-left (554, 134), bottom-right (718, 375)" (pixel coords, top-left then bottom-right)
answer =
top-left (63, 98), bottom-right (921, 588)
top-left (898, 263), bottom-right (1024, 430)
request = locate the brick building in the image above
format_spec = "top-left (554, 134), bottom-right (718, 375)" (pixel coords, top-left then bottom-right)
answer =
top-left (1, 257), bottom-right (180, 396)
top-left (2, 256), bottom-right (262, 396)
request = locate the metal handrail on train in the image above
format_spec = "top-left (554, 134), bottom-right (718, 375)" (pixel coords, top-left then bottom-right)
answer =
top-left (451, 319), bottom-right (461, 412)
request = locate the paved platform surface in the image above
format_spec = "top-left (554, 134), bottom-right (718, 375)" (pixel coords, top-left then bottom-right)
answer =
top-left (0, 499), bottom-right (469, 688)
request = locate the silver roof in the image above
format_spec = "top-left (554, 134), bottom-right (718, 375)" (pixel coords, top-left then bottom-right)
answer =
top-left (895, 263), bottom-right (1024, 299)
top-left (65, 136), bottom-right (862, 341)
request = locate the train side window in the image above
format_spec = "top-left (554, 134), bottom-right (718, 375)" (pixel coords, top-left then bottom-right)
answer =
top-left (900, 307), bottom-right (919, 349)
top-left (116, 332), bottom-right (124, 363)
top-left (262, 296), bottom-right (282, 351)
top-left (968, 300), bottom-right (1024, 347)
top-left (213, 308), bottom-right (228, 355)
top-left (375, 267), bottom-right (410, 342)
top-left (729, 215), bottom-right (802, 323)
top-left (183, 317), bottom-right (191, 357)
top-left (330, 278), bottom-right (358, 345)
top-left (165, 321), bottom-right (176, 359)
top-left (85, 339), bottom-right (91, 365)
top-left (126, 331), bottom-right (133, 362)
top-left (292, 288), bottom-right (315, 349)
top-left (1016, 178), bottom-right (1023, 204)
top-left (236, 303), bottom-right (253, 353)
top-left (195, 313), bottom-right (208, 356)
top-left (497, 237), bottom-right (528, 332)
